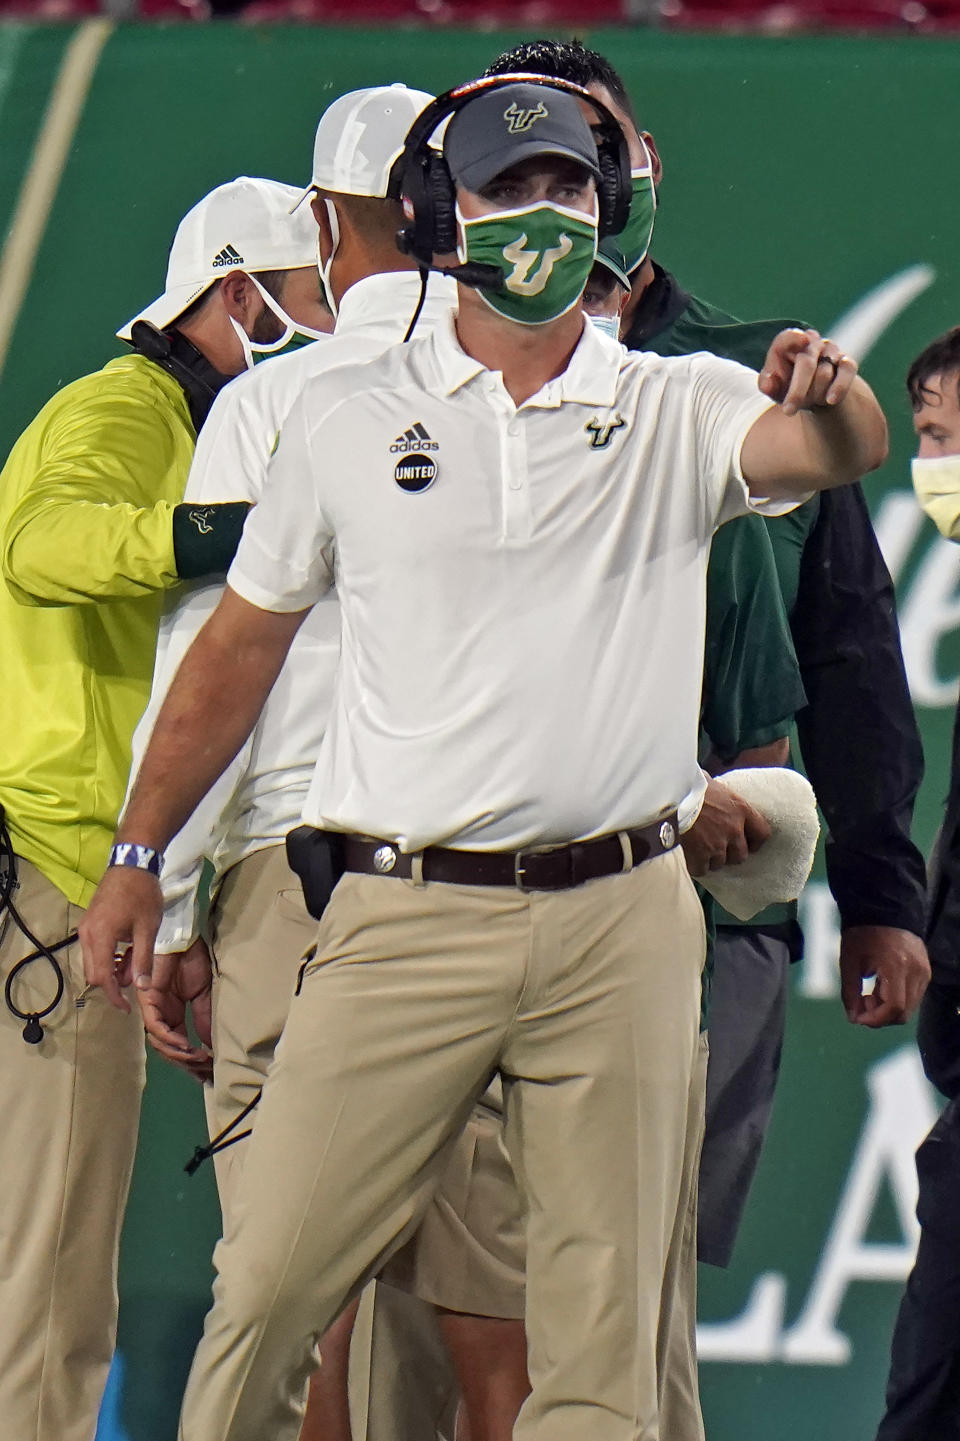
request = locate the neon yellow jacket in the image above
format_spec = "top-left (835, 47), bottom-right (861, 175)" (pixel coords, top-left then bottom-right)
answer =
top-left (0, 353), bottom-right (196, 906)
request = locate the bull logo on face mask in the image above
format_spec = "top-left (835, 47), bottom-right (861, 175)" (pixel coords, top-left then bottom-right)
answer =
top-left (501, 233), bottom-right (573, 296)
top-left (503, 101), bottom-right (548, 134)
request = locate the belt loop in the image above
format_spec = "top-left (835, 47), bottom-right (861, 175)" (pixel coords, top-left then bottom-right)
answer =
top-left (410, 852), bottom-right (426, 888)
top-left (618, 831), bottom-right (633, 873)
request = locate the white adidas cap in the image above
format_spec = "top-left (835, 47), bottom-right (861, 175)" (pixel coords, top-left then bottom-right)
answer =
top-left (291, 83), bottom-right (436, 208)
top-left (118, 176), bottom-right (320, 341)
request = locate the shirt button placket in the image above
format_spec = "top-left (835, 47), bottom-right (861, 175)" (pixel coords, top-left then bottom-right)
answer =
top-left (503, 412), bottom-right (530, 542)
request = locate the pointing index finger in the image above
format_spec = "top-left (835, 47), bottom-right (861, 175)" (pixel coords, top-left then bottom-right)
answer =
top-left (759, 328), bottom-right (818, 402)
top-left (781, 333), bottom-right (824, 416)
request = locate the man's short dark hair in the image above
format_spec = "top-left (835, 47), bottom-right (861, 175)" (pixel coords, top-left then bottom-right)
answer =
top-left (907, 327), bottom-right (960, 411)
top-left (484, 39), bottom-right (636, 125)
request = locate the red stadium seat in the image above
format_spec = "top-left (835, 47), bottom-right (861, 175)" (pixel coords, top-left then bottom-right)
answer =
top-left (659, 0), bottom-right (960, 28)
top-left (136, 0), bottom-right (627, 19)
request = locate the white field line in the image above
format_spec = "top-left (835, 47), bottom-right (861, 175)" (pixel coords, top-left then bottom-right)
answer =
top-left (0, 18), bottom-right (113, 379)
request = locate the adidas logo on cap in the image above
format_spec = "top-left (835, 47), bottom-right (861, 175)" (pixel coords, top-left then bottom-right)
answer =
top-left (212, 243), bottom-right (244, 268)
top-left (390, 421), bottom-right (438, 454)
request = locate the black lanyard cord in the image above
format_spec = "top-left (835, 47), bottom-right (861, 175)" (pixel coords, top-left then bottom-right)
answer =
top-left (184, 1088), bottom-right (262, 1176)
top-left (0, 811), bottom-right (72, 1043)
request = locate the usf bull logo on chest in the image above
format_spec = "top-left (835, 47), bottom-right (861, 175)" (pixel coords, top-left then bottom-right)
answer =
top-left (585, 415), bottom-right (627, 449)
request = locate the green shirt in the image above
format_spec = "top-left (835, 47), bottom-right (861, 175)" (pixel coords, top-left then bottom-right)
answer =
top-left (0, 353), bottom-right (195, 906)
top-left (702, 513), bottom-right (805, 761)
top-left (631, 270), bottom-right (815, 933)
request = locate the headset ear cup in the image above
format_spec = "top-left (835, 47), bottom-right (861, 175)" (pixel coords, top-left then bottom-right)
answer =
top-left (427, 155), bottom-right (458, 254)
top-left (597, 148), bottom-right (628, 240)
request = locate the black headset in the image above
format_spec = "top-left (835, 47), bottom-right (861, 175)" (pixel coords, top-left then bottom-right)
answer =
top-left (393, 73), bottom-right (632, 289)
top-left (129, 320), bottom-right (233, 433)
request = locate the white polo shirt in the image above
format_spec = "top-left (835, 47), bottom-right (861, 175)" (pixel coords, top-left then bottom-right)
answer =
top-left (229, 311), bottom-right (798, 853)
top-left (131, 271), bottom-right (456, 951)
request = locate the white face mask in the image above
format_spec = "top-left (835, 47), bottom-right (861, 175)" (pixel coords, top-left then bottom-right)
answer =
top-left (319, 199), bottom-right (341, 320)
top-left (228, 272), bottom-right (330, 371)
top-left (912, 452), bottom-right (960, 540)
top-left (589, 313), bottom-right (622, 343)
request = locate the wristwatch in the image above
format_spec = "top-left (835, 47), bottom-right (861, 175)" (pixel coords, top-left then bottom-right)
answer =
top-left (107, 842), bottom-right (164, 877)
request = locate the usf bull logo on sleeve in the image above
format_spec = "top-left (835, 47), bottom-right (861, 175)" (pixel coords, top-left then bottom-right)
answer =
top-left (503, 100), bottom-right (549, 134)
top-left (458, 200), bottom-right (600, 326)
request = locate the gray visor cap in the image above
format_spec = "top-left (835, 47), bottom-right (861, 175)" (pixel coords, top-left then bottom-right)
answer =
top-left (444, 83), bottom-right (601, 194)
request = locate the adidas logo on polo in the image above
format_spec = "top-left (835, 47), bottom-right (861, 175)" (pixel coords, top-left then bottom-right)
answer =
top-left (212, 243), bottom-right (244, 268)
top-left (391, 421), bottom-right (439, 493)
top-left (390, 421), bottom-right (438, 454)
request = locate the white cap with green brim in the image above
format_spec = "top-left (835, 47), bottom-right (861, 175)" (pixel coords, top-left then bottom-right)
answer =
top-left (117, 176), bottom-right (320, 341)
top-left (289, 83), bottom-right (437, 210)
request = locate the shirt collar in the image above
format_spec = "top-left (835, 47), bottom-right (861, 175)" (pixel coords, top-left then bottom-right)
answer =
top-left (335, 271), bottom-right (457, 342)
top-left (422, 309), bottom-right (624, 408)
top-left (422, 308), bottom-right (488, 396)
top-left (550, 317), bottom-right (623, 408)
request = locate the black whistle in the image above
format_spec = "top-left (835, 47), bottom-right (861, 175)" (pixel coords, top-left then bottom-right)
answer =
top-left (22, 1014), bottom-right (43, 1044)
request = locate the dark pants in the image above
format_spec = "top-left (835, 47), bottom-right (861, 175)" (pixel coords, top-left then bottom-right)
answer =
top-left (697, 928), bottom-right (791, 1268)
top-left (876, 983), bottom-right (960, 1441)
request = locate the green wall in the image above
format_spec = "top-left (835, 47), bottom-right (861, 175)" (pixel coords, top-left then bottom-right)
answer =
top-left (1, 22), bottom-right (957, 1440)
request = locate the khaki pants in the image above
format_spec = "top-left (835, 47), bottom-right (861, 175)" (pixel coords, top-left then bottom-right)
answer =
top-left (657, 1033), bottom-right (708, 1441)
top-left (0, 857), bottom-right (145, 1441)
top-left (389, 1029), bottom-right (706, 1441)
top-left (206, 846), bottom-right (458, 1441)
top-left (180, 847), bottom-right (705, 1441)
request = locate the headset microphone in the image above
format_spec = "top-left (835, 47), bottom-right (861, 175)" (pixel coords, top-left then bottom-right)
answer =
top-left (436, 262), bottom-right (505, 290)
top-left (395, 228), bottom-right (504, 293)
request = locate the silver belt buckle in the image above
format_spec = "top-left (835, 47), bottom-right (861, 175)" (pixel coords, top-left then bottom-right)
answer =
top-left (514, 848), bottom-right (532, 891)
top-left (513, 845), bottom-right (572, 891)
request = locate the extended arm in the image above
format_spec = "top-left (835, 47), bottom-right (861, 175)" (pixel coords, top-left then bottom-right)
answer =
top-left (740, 329), bottom-right (888, 500)
top-left (791, 484), bottom-right (929, 1024)
top-left (78, 585), bottom-right (308, 1008)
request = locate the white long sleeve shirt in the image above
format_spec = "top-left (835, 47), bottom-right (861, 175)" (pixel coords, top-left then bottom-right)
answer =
top-left (128, 272), bottom-right (456, 951)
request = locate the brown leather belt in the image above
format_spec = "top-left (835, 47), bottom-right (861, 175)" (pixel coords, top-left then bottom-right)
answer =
top-left (339, 812), bottom-right (680, 892)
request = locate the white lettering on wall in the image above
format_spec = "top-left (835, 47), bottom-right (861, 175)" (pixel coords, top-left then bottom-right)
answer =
top-left (797, 883), bottom-right (841, 999)
top-left (896, 533), bottom-right (960, 708)
top-left (829, 264), bottom-right (936, 364)
top-left (873, 489), bottom-right (926, 584)
top-left (698, 1048), bottom-right (938, 1364)
top-left (781, 1048), bottom-right (934, 1362)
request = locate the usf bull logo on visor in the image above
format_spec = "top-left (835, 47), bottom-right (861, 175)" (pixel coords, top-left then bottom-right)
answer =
top-left (503, 100), bottom-right (548, 134)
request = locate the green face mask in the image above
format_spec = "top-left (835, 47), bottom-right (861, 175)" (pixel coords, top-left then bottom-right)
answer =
top-left (618, 139), bottom-right (657, 275)
top-left (457, 200), bottom-right (599, 326)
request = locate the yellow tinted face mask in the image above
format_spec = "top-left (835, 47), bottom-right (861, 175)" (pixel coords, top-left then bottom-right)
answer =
top-left (912, 453), bottom-right (960, 541)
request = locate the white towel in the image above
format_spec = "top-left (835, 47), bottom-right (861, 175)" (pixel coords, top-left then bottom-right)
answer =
top-left (696, 767), bottom-right (820, 921)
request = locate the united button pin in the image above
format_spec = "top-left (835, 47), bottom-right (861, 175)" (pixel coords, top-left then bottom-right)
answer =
top-left (395, 453), bottom-right (437, 493)
top-left (391, 420), bottom-right (439, 493)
